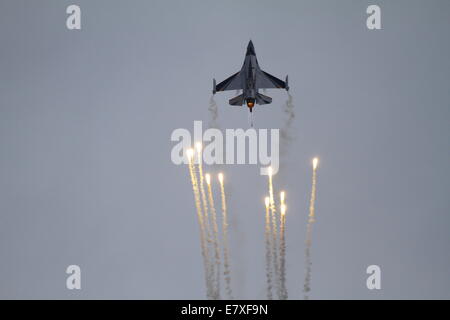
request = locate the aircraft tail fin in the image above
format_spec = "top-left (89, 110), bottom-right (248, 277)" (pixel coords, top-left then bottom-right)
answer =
top-left (229, 94), bottom-right (245, 106)
top-left (256, 92), bottom-right (272, 105)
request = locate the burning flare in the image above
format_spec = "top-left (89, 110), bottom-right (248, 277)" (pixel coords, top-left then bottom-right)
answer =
top-left (267, 166), bottom-right (280, 298)
top-left (313, 157), bottom-right (319, 170)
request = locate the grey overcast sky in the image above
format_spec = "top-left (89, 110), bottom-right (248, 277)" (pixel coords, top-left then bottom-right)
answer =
top-left (0, 0), bottom-right (449, 299)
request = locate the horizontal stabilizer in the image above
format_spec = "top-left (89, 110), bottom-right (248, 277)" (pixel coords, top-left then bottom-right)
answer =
top-left (256, 93), bottom-right (272, 105)
top-left (229, 94), bottom-right (245, 106)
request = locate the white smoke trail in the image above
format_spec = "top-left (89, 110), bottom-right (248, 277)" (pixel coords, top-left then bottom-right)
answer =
top-left (206, 174), bottom-right (221, 300)
top-left (219, 173), bottom-right (233, 299)
top-left (303, 158), bottom-right (318, 300)
top-left (264, 197), bottom-right (273, 300)
top-left (280, 93), bottom-right (295, 152)
top-left (195, 144), bottom-right (216, 299)
top-left (208, 96), bottom-right (220, 129)
top-left (279, 93), bottom-right (295, 182)
top-left (279, 198), bottom-right (288, 300)
top-left (187, 150), bottom-right (213, 299)
top-left (268, 168), bottom-right (280, 299)
top-left (303, 223), bottom-right (313, 300)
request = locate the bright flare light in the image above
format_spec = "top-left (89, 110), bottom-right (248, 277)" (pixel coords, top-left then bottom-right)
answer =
top-left (218, 173), bottom-right (224, 184)
top-left (187, 148), bottom-right (194, 160)
top-left (280, 191), bottom-right (285, 204)
top-left (280, 204), bottom-right (286, 216)
top-left (195, 142), bottom-right (203, 152)
top-left (313, 157), bottom-right (319, 170)
top-left (264, 197), bottom-right (270, 209)
top-left (268, 166), bottom-right (273, 177)
top-left (205, 173), bottom-right (211, 185)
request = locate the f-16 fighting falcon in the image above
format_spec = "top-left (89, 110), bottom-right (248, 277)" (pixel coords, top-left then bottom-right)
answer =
top-left (213, 40), bottom-right (289, 113)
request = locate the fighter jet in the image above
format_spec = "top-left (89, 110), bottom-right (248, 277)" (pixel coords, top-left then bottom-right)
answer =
top-left (213, 40), bottom-right (289, 113)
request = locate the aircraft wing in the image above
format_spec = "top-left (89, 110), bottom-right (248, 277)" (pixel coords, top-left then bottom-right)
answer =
top-left (215, 71), bottom-right (243, 92)
top-left (256, 70), bottom-right (286, 89)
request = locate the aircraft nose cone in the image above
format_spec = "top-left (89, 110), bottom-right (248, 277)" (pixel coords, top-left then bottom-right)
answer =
top-left (246, 40), bottom-right (255, 56)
